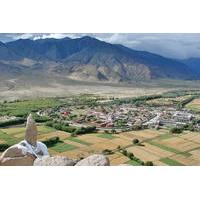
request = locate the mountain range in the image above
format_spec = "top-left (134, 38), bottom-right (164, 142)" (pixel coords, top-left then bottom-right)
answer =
top-left (0, 36), bottom-right (199, 82)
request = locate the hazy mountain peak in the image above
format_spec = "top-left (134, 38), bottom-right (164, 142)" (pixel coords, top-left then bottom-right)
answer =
top-left (0, 36), bottom-right (198, 82)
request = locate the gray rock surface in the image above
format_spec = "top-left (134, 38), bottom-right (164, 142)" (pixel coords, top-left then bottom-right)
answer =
top-left (0, 154), bottom-right (35, 166)
top-left (34, 156), bottom-right (75, 166)
top-left (75, 154), bottom-right (110, 166)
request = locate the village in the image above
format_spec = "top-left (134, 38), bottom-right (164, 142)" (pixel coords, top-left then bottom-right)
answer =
top-left (37, 101), bottom-right (200, 132)
top-left (1, 93), bottom-right (200, 166)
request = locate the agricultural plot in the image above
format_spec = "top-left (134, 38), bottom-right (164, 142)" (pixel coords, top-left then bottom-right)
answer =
top-left (110, 155), bottom-right (130, 165)
top-left (159, 158), bottom-right (184, 166)
top-left (157, 137), bottom-right (200, 152)
top-left (50, 143), bottom-right (77, 153)
top-left (129, 129), bottom-right (161, 139)
top-left (1, 124), bottom-right (200, 166)
top-left (97, 133), bottom-right (118, 139)
top-left (146, 95), bottom-right (193, 107)
top-left (186, 98), bottom-right (200, 112)
top-left (0, 139), bottom-right (6, 144)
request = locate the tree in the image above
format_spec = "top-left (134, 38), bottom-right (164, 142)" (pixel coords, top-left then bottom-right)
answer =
top-left (121, 149), bottom-right (128, 156)
top-left (111, 129), bottom-right (117, 134)
top-left (71, 132), bottom-right (77, 137)
top-left (0, 144), bottom-right (10, 151)
top-left (144, 161), bottom-right (153, 166)
top-left (42, 137), bottom-right (60, 147)
top-left (132, 125), bottom-right (142, 131)
top-left (127, 152), bottom-right (134, 159)
top-left (133, 138), bottom-right (139, 144)
top-left (170, 127), bottom-right (183, 134)
top-left (102, 149), bottom-right (113, 155)
top-left (117, 145), bottom-right (122, 150)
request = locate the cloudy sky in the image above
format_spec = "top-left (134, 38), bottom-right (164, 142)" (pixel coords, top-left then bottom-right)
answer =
top-left (1, 33), bottom-right (200, 59)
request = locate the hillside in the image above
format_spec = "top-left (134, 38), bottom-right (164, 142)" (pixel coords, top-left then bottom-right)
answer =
top-left (181, 58), bottom-right (200, 77)
top-left (0, 36), bottom-right (198, 82)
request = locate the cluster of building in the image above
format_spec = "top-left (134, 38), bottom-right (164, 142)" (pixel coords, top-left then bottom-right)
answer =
top-left (37, 102), bottom-right (200, 131)
top-left (144, 107), bottom-right (200, 129)
top-left (84, 105), bottom-right (155, 129)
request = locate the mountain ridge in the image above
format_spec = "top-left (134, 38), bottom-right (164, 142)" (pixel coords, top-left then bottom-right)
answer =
top-left (0, 36), bottom-right (199, 82)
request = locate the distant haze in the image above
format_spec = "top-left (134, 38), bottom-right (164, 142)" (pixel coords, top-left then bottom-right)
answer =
top-left (0, 33), bottom-right (200, 59)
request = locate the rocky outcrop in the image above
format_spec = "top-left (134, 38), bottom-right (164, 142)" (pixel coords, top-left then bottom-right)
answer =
top-left (0, 114), bottom-right (49, 166)
top-left (34, 155), bottom-right (111, 166)
top-left (25, 114), bottom-right (38, 146)
top-left (0, 154), bottom-right (35, 166)
top-left (34, 156), bottom-right (75, 166)
top-left (75, 154), bottom-right (110, 166)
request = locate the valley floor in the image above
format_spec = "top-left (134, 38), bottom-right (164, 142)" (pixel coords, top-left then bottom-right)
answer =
top-left (0, 86), bottom-right (200, 166)
top-left (1, 76), bottom-right (200, 101)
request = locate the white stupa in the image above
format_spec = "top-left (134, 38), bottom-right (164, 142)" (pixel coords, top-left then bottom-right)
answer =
top-left (17, 114), bottom-right (49, 158)
top-left (0, 114), bottom-right (49, 166)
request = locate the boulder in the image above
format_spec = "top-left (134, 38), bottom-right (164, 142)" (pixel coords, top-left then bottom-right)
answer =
top-left (75, 154), bottom-right (110, 166)
top-left (118, 164), bottom-right (132, 166)
top-left (34, 156), bottom-right (75, 166)
top-left (0, 154), bottom-right (35, 166)
top-left (0, 114), bottom-right (49, 166)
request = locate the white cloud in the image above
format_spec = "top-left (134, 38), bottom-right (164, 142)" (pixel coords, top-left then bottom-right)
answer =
top-left (32, 33), bottom-right (68, 40)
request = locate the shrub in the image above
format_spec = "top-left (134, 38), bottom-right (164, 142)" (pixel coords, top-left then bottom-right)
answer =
top-left (144, 161), bottom-right (153, 166)
top-left (127, 152), bottom-right (134, 159)
top-left (111, 129), bottom-right (117, 134)
top-left (132, 156), bottom-right (144, 165)
top-left (183, 124), bottom-right (195, 131)
top-left (0, 117), bottom-right (25, 127)
top-left (117, 145), bottom-right (122, 150)
top-left (133, 138), bottom-right (139, 144)
top-left (102, 149), bottom-right (113, 155)
top-left (71, 132), bottom-right (77, 137)
top-left (0, 143), bottom-right (10, 151)
top-left (74, 126), bottom-right (96, 135)
top-left (45, 121), bottom-right (76, 133)
top-left (42, 136), bottom-right (60, 147)
top-left (132, 125), bottom-right (142, 130)
top-left (32, 114), bottom-right (50, 123)
top-left (170, 127), bottom-right (183, 134)
top-left (121, 149), bottom-right (128, 156)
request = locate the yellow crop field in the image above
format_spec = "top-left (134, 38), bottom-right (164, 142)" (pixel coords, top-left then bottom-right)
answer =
top-left (186, 98), bottom-right (200, 111)
top-left (110, 155), bottom-right (130, 165)
top-left (158, 137), bottom-right (200, 151)
top-left (1, 124), bottom-right (200, 166)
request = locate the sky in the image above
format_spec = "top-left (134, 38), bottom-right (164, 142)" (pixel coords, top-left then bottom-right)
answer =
top-left (0, 33), bottom-right (200, 59)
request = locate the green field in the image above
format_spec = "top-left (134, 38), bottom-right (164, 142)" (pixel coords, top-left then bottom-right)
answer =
top-left (127, 160), bottom-right (142, 166)
top-left (0, 98), bottom-right (62, 117)
top-left (186, 98), bottom-right (200, 112)
top-left (97, 133), bottom-right (118, 139)
top-left (1, 125), bottom-right (200, 165)
top-left (50, 143), bottom-right (77, 153)
top-left (0, 91), bottom-right (200, 165)
top-left (160, 158), bottom-right (184, 166)
top-left (67, 137), bottom-right (91, 145)
top-left (0, 130), bottom-right (20, 145)
top-left (148, 141), bottom-right (191, 156)
top-left (37, 126), bottom-right (56, 134)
